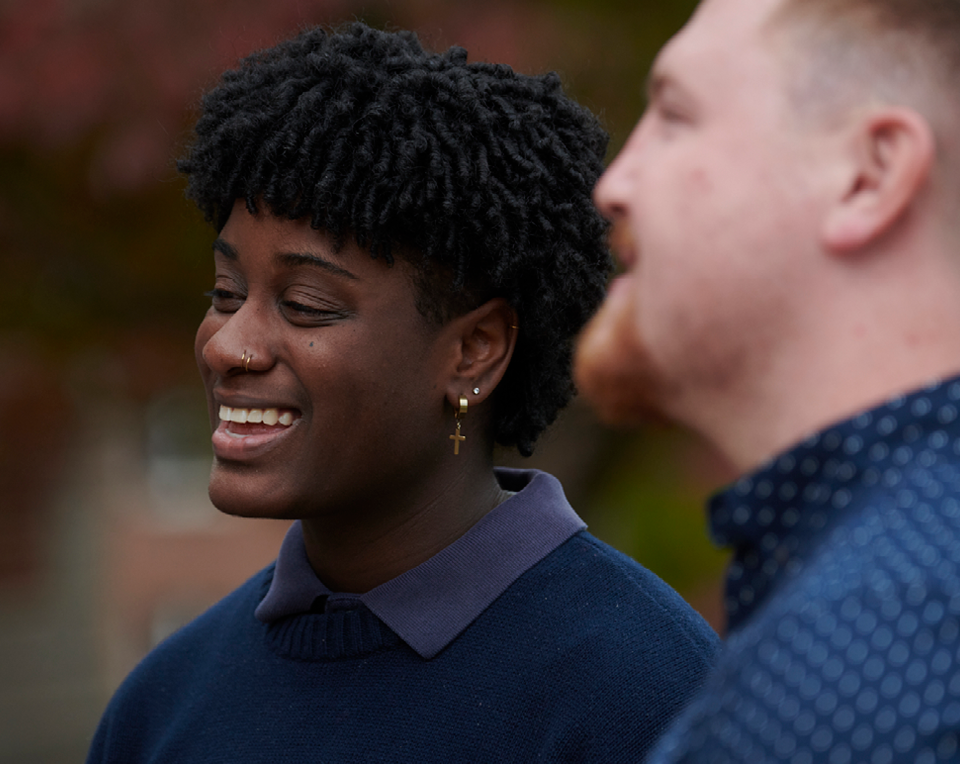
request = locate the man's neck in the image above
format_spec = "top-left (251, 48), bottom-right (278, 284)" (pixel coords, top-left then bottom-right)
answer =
top-left (692, 319), bottom-right (960, 474)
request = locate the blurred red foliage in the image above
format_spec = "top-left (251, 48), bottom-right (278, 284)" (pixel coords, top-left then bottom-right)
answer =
top-left (0, 0), bottom-right (557, 192)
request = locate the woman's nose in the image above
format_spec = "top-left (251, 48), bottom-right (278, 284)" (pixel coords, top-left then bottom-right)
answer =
top-left (197, 300), bottom-right (273, 376)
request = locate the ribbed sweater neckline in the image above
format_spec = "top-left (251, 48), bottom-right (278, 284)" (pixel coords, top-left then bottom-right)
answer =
top-left (264, 604), bottom-right (403, 661)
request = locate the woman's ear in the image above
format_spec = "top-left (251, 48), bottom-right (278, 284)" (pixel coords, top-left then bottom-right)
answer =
top-left (821, 106), bottom-right (934, 254)
top-left (443, 298), bottom-right (518, 407)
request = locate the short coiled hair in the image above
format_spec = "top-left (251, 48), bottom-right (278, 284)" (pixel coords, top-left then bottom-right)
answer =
top-left (179, 22), bottom-right (611, 456)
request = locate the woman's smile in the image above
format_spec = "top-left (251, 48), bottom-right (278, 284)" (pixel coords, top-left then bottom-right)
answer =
top-left (211, 405), bottom-right (301, 461)
top-left (219, 405), bottom-right (297, 427)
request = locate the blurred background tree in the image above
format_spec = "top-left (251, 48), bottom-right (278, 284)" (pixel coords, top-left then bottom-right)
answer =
top-left (0, 1), bottom-right (734, 759)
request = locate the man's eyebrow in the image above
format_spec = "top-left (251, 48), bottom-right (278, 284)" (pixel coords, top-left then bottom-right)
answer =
top-left (645, 68), bottom-right (669, 101)
top-left (277, 252), bottom-right (358, 281)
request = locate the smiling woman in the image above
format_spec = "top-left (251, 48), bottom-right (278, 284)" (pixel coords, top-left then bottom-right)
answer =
top-left (86, 22), bottom-right (719, 764)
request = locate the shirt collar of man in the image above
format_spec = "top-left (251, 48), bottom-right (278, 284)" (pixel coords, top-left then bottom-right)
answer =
top-left (255, 468), bottom-right (586, 659)
top-left (710, 374), bottom-right (960, 632)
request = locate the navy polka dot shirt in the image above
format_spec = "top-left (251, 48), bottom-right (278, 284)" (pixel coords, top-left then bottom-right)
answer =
top-left (646, 377), bottom-right (960, 763)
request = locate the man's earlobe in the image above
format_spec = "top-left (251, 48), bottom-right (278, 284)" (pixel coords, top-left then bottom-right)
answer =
top-left (821, 107), bottom-right (934, 254)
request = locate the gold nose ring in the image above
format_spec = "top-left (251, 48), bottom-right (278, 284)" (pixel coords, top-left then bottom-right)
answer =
top-left (241, 350), bottom-right (252, 372)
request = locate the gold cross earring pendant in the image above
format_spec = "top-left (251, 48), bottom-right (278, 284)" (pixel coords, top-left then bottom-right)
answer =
top-left (449, 395), bottom-right (468, 455)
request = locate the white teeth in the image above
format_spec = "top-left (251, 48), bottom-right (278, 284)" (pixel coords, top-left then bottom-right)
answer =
top-left (219, 406), bottom-right (293, 427)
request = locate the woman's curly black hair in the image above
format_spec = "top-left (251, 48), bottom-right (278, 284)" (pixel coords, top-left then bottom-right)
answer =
top-left (179, 22), bottom-right (611, 456)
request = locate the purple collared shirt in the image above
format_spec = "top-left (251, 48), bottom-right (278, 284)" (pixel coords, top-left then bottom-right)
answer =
top-left (255, 468), bottom-right (585, 659)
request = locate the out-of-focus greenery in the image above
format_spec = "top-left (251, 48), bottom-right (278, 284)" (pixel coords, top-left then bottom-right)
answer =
top-left (533, 0), bottom-right (699, 151)
top-left (1, 146), bottom-right (207, 350)
top-left (587, 426), bottom-right (731, 593)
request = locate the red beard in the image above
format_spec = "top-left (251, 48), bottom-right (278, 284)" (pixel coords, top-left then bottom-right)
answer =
top-left (573, 282), bottom-right (670, 427)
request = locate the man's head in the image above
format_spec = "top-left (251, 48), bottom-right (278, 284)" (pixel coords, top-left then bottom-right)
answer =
top-left (773, 0), bottom-right (960, 115)
top-left (179, 23), bottom-right (611, 457)
top-left (576, 0), bottom-right (960, 468)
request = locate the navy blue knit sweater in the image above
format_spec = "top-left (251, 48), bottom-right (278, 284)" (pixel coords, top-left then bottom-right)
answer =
top-left (88, 530), bottom-right (718, 762)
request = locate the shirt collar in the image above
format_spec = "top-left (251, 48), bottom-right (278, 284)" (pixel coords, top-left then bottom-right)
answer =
top-left (709, 375), bottom-right (960, 631)
top-left (255, 468), bottom-right (585, 659)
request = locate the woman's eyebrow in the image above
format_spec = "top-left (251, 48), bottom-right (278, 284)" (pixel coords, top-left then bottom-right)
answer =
top-left (277, 251), bottom-right (358, 281)
top-left (211, 238), bottom-right (358, 281)
top-left (212, 238), bottom-right (239, 260)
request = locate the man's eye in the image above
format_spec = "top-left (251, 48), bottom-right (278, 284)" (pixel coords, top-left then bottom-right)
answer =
top-left (656, 102), bottom-right (687, 123)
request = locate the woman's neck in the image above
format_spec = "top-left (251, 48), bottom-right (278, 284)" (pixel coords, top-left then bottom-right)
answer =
top-left (299, 462), bottom-right (509, 593)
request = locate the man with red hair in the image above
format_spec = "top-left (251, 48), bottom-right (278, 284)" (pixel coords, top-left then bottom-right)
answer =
top-left (577, 0), bottom-right (960, 760)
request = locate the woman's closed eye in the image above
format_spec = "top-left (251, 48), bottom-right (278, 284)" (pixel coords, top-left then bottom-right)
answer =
top-left (204, 285), bottom-right (348, 325)
top-left (205, 288), bottom-right (244, 312)
top-left (280, 298), bottom-right (348, 326)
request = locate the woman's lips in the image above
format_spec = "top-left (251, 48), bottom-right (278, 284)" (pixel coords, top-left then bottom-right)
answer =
top-left (210, 405), bottom-right (300, 460)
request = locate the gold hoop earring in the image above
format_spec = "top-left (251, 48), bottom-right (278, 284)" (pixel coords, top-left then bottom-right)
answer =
top-left (449, 395), bottom-right (468, 455)
top-left (241, 350), bottom-right (252, 372)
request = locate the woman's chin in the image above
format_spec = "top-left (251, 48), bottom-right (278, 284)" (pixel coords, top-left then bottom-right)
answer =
top-left (207, 474), bottom-right (293, 520)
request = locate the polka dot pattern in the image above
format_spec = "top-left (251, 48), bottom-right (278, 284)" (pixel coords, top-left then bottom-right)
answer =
top-left (647, 377), bottom-right (960, 763)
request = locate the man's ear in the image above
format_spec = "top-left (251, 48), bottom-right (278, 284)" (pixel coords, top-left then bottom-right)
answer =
top-left (444, 298), bottom-right (518, 407)
top-left (821, 107), bottom-right (934, 253)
